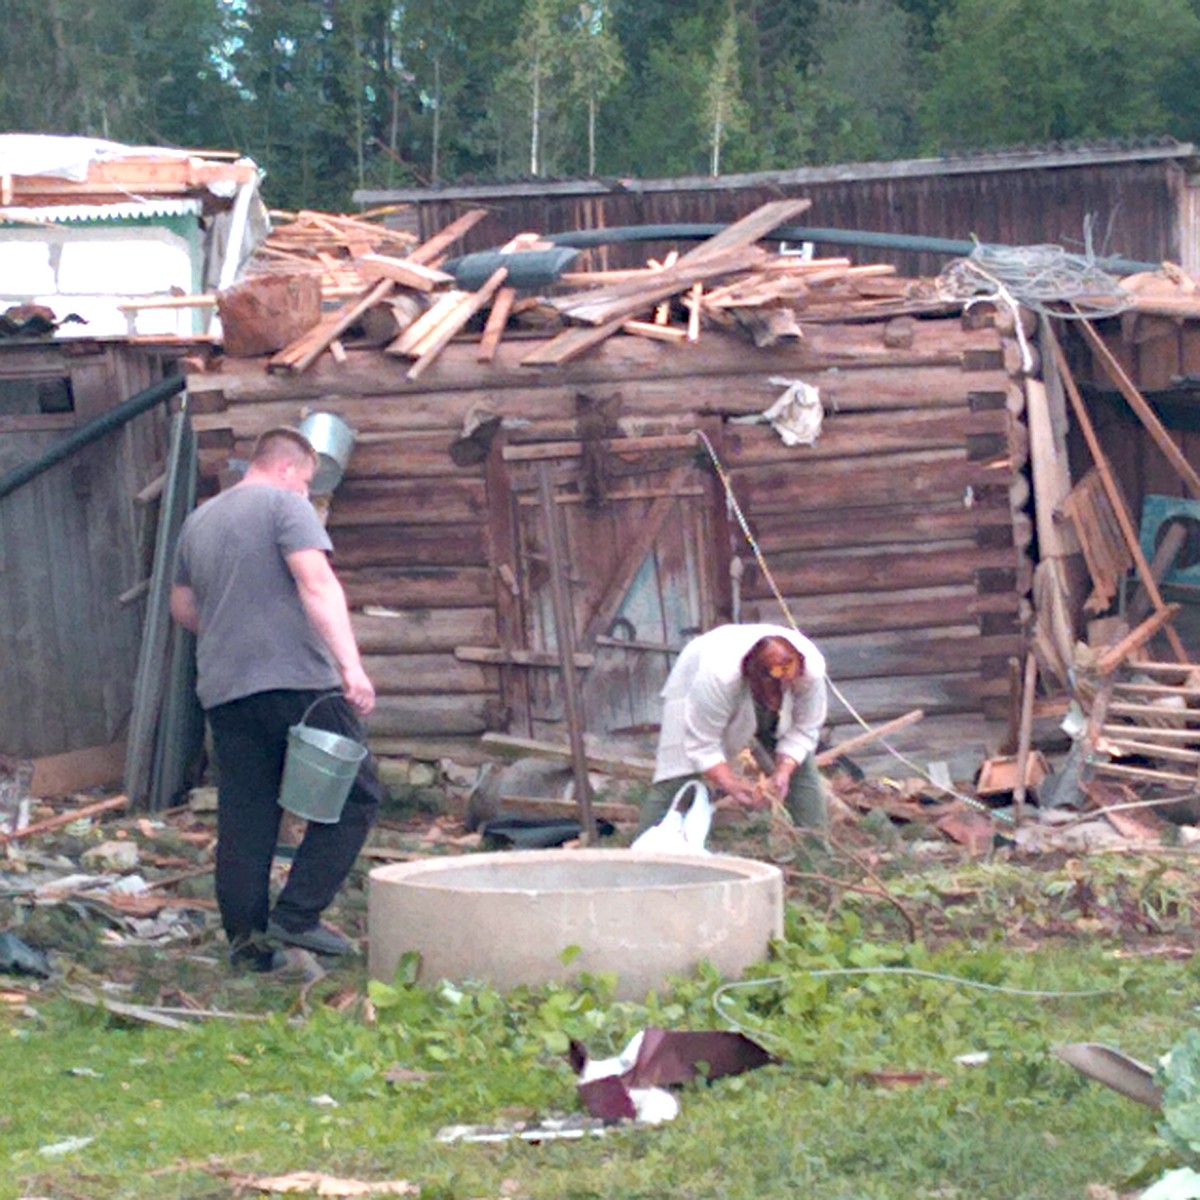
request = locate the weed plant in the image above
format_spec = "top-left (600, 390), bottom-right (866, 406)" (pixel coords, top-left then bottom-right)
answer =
top-left (4, 853), bottom-right (1200, 1198)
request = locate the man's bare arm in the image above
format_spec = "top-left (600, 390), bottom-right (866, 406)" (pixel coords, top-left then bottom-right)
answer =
top-left (286, 548), bottom-right (376, 715)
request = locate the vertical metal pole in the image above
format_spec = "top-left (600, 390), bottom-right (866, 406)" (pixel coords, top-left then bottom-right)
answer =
top-left (537, 461), bottom-right (596, 844)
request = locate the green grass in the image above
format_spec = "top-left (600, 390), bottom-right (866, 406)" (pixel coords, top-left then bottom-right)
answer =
top-left (4, 892), bottom-right (1197, 1200)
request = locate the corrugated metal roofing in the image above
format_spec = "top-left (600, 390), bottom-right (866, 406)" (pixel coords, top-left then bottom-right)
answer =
top-left (0, 199), bottom-right (202, 224)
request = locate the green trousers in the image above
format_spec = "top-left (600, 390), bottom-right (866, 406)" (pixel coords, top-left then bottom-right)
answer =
top-left (637, 750), bottom-right (827, 836)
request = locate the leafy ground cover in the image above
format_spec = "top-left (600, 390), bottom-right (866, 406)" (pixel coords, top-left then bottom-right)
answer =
top-left (4, 804), bottom-right (1200, 1200)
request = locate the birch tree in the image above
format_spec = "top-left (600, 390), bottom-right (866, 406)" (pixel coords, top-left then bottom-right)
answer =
top-left (515, 0), bottom-right (568, 176)
top-left (565, 1), bottom-right (625, 176)
top-left (704, 7), bottom-right (747, 176)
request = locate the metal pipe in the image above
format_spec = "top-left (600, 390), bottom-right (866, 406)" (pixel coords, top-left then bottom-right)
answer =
top-left (546, 223), bottom-right (1159, 276)
top-left (0, 373), bottom-right (186, 502)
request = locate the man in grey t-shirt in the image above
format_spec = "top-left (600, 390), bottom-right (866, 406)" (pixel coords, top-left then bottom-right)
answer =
top-left (171, 427), bottom-right (384, 970)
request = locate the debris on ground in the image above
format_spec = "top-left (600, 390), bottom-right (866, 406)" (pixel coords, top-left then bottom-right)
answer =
top-left (571, 1027), bottom-right (779, 1124)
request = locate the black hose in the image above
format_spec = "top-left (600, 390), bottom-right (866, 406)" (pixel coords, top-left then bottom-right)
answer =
top-left (543, 223), bottom-right (1159, 276)
top-left (0, 372), bottom-right (186, 502)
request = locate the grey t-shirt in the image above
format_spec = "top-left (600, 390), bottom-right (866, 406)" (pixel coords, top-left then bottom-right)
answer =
top-left (174, 484), bottom-right (341, 709)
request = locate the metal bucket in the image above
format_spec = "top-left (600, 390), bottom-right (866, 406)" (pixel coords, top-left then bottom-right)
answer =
top-left (298, 412), bottom-right (356, 495)
top-left (279, 695), bottom-right (367, 823)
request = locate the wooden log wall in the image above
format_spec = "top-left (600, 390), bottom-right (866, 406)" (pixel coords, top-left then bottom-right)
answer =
top-left (186, 314), bottom-right (1030, 765)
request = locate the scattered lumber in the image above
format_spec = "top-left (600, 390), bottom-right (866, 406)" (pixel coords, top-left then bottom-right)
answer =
top-left (479, 732), bottom-right (656, 781)
top-left (268, 277), bottom-right (394, 374)
top-left (231, 197), bottom-right (946, 373)
top-left (0, 793), bottom-right (129, 846)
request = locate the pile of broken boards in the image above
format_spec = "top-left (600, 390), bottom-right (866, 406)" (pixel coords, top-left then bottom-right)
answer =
top-left (216, 198), bottom-right (948, 377)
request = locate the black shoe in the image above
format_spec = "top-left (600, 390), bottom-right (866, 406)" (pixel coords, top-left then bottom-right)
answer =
top-left (229, 933), bottom-right (289, 973)
top-left (267, 918), bottom-right (354, 957)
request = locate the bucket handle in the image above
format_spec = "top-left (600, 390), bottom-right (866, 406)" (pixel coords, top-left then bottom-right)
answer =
top-left (297, 690), bottom-right (345, 729)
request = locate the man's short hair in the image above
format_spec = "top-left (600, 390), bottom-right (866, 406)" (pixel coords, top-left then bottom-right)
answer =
top-left (250, 427), bottom-right (318, 469)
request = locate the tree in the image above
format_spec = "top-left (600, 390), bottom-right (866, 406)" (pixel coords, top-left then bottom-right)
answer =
top-left (564, 1), bottom-right (625, 176)
top-left (921, 0), bottom-right (1200, 151)
top-left (703, 7), bottom-right (747, 176)
top-left (805, 0), bottom-right (921, 161)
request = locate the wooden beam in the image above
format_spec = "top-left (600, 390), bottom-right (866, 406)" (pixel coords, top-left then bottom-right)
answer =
top-left (0, 793), bottom-right (129, 844)
top-left (455, 646), bottom-right (595, 668)
top-left (814, 709), bottom-right (924, 767)
top-left (268, 277), bottom-right (394, 374)
top-left (480, 732), bottom-right (656, 780)
top-left (406, 267), bottom-right (508, 381)
top-left (1096, 605), bottom-right (1183, 675)
top-left (407, 209), bottom-right (489, 265)
top-left (1077, 317), bottom-right (1200, 500)
top-left (1045, 321), bottom-right (1188, 662)
top-left (477, 286), bottom-right (516, 363)
top-left (355, 253), bottom-right (454, 291)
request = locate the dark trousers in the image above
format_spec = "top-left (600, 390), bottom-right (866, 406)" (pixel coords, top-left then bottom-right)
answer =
top-left (206, 689), bottom-right (383, 944)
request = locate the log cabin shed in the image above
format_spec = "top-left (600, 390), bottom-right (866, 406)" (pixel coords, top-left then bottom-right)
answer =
top-left (4, 138), bottom-right (1200, 803)
top-left (187, 286), bottom-right (1031, 777)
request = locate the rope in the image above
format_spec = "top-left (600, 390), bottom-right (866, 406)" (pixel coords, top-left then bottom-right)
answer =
top-left (692, 429), bottom-right (1012, 825)
top-left (936, 234), bottom-right (1131, 322)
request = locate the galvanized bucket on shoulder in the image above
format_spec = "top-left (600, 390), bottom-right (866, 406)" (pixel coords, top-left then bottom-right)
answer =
top-left (297, 411), bottom-right (355, 495)
top-left (279, 693), bottom-right (367, 823)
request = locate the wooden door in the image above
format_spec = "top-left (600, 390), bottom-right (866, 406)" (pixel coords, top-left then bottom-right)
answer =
top-left (495, 435), bottom-right (728, 753)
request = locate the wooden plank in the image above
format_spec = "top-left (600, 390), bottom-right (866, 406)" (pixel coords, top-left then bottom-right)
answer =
top-left (1096, 605), bottom-right (1183, 674)
top-left (735, 455), bottom-right (1006, 516)
top-left (406, 209), bottom-right (489, 265)
top-left (477, 286), bottom-right (516, 363)
top-left (29, 739), bottom-right (128, 798)
top-left (407, 267), bottom-right (509, 381)
top-left (455, 646), bottom-right (596, 668)
top-left (1108, 700), bottom-right (1200, 722)
top-left (550, 247), bottom-right (768, 326)
top-left (480, 732), bottom-right (656, 780)
top-left (1099, 738), bottom-right (1200, 764)
top-left (1078, 317), bottom-right (1200, 500)
top-left (0, 793), bottom-right (129, 845)
top-left (386, 290), bottom-right (470, 356)
top-left (502, 434), bottom-right (697, 462)
top-left (623, 319), bottom-right (689, 343)
top-left (188, 326), bottom-right (1010, 403)
top-left (520, 317), bottom-right (627, 366)
top-left (354, 253), bottom-right (454, 291)
top-left (814, 709), bottom-right (924, 767)
top-left (751, 587), bottom-right (1021, 638)
top-left (1092, 761), bottom-right (1196, 787)
top-left (268, 277), bottom-right (394, 374)
top-left (819, 629), bottom-right (1023, 679)
top-left (722, 406), bottom-right (1007, 465)
top-left (679, 198), bottom-right (813, 263)
top-left (827, 673), bottom-right (1011, 722)
top-left (483, 794), bottom-right (640, 824)
top-left (367, 736), bottom-right (492, 765)
top-left (1045, 321), bottom-right (1188, 663)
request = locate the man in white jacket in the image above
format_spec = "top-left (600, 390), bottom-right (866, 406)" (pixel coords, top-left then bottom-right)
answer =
top-left (643, 623), bottom-right (829, 836)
